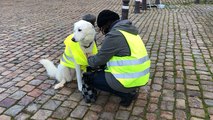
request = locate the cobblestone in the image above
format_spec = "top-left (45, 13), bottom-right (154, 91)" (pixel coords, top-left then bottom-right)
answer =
top-left (8, 90), bottom-right (26, 100)
top-left (84, 111), bottom-right (99, 120)
top-left (146, 113), bottom-right (157, 120)
top-left (28, 88), bottom-right (43, 97)
top-left (34, 94), bottom-right (51, 104)
top-left (52, 107), bottom-right (72, 119)
top-left (70, 105), bottom-right (88, 119)
top-left (21, 84), bottom-right (35, 92)
top-left (115, 110), bottom-right (130, 120)
top-left (25, 103), bottom-right (42, 114)
top-left (0, 107), bottom-right (6, 114)
top-left (42, 100), bottom-right (61, 110)
top-left (31, 109), bottom-right (52, 120)
top-left (18, 95), bottom-right (35, 106)
top-left (0, 115), bottom-right (11, 120)
top-left (14, 113), bottom-right (30, 120)
top-left (100, 112), bottom-right (115, 120)
top-left (175, 110), bottom-right (187, 120)
top-left (190, 108), bottom-right (205, 118)
top-left (0, 0), bottom-right (213, 119)
top-left (0, 98), bottom-right (17, 108)
top-left (4, 105), bottom-right (24, 116)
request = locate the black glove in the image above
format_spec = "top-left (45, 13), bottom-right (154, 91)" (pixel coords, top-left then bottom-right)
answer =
top-left (82, 72), bottom-right (94, 84)
top-left (86, 66), bottom-right (96, 72)
top-left (86, 64), bottom-right (106, 72)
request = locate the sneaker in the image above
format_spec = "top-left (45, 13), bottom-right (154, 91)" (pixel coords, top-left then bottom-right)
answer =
top-left (119, 91), bottom-right (139, 107)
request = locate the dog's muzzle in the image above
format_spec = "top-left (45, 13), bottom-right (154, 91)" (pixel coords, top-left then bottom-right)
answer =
top-left (72, 37), bottom-right (77, 42)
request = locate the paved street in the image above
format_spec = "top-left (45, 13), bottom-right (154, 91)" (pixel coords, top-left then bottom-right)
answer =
top-left (0, 0), bottom-right (213, 119)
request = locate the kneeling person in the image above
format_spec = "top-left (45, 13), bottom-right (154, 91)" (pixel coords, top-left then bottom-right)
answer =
top-left (87, 10), bottom-right (151, 107)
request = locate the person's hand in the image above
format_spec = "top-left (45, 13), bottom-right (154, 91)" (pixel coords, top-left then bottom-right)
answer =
top-left (82, 72), bottom-right (93, 83)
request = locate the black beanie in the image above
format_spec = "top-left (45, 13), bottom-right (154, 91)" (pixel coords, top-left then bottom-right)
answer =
top-left (97, 10), bottom-right (120, 28)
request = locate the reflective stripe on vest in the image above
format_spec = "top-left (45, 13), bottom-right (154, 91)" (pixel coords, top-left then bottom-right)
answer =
top-left (60, 34), bottom-right (98, 71)
top-left (113, 68), bottom-right (150, 79)
top-left (62, 53), bottom-right (74, 62)
top-left (105, 30), bottom-right (150, 88)
top-left (107, 55), bottom-right (149, 66)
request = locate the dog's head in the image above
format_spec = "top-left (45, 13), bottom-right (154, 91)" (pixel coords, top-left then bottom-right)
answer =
top-left (72, 20), bottom-right (96, 45)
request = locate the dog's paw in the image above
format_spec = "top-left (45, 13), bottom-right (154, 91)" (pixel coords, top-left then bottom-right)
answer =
top-left (54, 83), bottom-right (64, 89)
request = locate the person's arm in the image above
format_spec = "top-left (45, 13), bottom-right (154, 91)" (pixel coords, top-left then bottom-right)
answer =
top-left (88, 31), bottom-right (130, 67)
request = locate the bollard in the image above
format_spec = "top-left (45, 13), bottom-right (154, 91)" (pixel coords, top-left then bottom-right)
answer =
top-left (194, 0), bottom-right (200, 4)
top-left (134, 0), bottom-right (140, 13)
top-left (141, 0), bottom-right (147, 10)
top-left (122, 0), bottom-right (130, 20)
top-left (155, 0), bottom-right (160, 4)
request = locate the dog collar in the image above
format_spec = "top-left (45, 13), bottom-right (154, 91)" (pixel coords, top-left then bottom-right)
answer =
top-left (83, 42), bottom-right (93, 48)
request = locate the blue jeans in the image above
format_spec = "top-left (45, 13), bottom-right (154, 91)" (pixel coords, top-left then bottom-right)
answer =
top-left (89, 70), bottom-right (133, 99)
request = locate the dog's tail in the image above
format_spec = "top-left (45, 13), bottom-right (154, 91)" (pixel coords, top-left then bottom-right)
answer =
top-left (39, 59), bottom-right (58, 78)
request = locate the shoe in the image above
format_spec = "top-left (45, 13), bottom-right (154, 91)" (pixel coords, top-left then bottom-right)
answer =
top-left (119, 91), bottom-right (139, 107)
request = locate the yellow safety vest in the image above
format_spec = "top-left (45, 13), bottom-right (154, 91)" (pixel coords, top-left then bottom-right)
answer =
top-left (60, 34), bottom-right (98, 71)
top-left (105, 30), bottom-right (150, 88)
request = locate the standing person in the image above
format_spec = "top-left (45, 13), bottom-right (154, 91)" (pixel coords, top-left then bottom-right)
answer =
top-left (86, 10), bottom-right (151, 107)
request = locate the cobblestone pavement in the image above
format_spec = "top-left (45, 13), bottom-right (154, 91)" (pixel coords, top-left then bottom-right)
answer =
top-left (0, 0), bottom-right (213, 120)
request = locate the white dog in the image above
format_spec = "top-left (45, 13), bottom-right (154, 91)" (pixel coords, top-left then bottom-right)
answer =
top-left (39, 20), bottom-right (97, 91)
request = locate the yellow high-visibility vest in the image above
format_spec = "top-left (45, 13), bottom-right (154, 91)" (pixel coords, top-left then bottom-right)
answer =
top-left (105, 30), bottom-right (150, 88)
top-left (60, 34), bottom-right (98, 71)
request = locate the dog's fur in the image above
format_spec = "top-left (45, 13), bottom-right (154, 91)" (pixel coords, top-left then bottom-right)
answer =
top-left (39, 20), bottom-right (96, 91)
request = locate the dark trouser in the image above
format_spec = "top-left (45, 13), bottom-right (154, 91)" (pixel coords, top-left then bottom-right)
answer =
top-left (89, 70), bottom-right (132, 99)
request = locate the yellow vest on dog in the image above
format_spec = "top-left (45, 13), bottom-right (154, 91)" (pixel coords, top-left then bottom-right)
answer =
top-left (105, 30), bottom-right (150, 88)
top-left (60, 34), bottom-right (98, 71)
